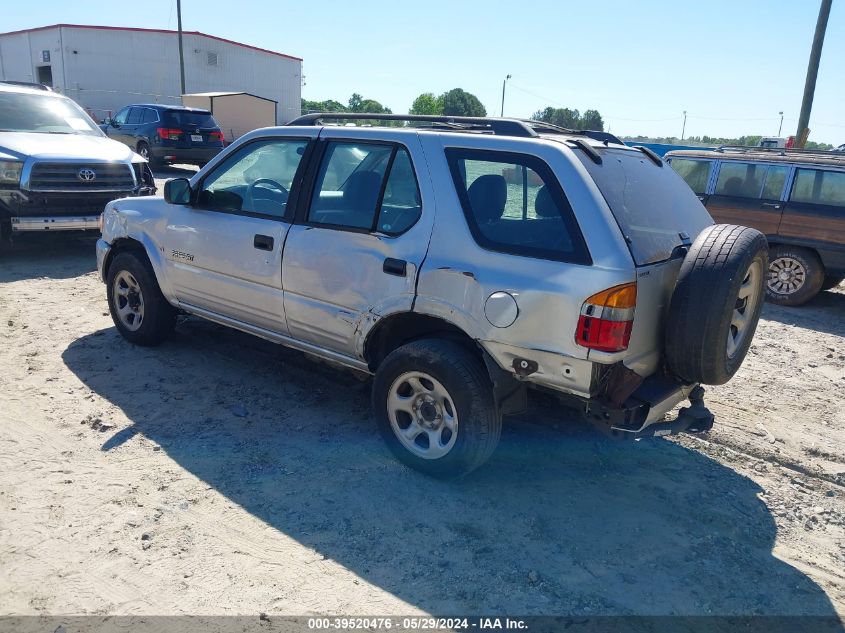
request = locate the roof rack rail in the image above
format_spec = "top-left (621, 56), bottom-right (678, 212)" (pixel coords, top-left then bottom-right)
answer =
top-left (717, 145), bottom-right (844, 157)
top-left (288, 112), bottom-right (626, 144)
top-left (289, 112), bottom-right (539, 137)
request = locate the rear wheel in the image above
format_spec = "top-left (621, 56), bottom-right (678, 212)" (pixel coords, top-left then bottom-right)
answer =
top-left (766, 246), bottom-right (824, 306)
top-left (372, 339), bottom-right (501, 479)
top-left (106, 251), bottom-right (176, 346)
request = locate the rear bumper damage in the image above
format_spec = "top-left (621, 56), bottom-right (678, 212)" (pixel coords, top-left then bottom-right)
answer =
top-left (585, 377), bottom-right (713, 440)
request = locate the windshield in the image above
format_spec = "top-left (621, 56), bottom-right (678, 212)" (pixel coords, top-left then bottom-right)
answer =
top-left (164, 110), bottom-right (217, 128)
top-left (0, 91), bottom-right (102, 135)
top-left (576, 147), bottom-right (713, 265)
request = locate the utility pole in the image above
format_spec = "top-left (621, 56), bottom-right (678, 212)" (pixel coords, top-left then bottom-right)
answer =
top-left (778, 111), bottom-right (784, 137)
top-left (500, 74), bottom-right (511, 117)
top-left (681, 110), bottom-right (687, 141)
top-left (177, 0), bottom-right (186, 95)
top-left (796, 0), bottom-right (832, 148)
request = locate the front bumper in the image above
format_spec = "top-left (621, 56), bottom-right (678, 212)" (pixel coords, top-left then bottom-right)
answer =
top-left (96, 238), bottom-right (111, 282)
top-left (11, 215), bottom-right (100, 232)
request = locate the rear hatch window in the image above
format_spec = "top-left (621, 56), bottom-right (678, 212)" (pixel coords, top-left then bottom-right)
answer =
top-left (575, 147), bottom-right (713, 265)
top-left (164, 110), bottom-right (218, 129)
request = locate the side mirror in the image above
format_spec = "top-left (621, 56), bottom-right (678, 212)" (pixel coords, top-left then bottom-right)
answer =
top-left (164, 178), bottom-right (192, 205)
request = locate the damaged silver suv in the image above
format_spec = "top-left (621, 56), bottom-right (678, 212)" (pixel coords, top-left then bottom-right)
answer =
top-left (96, 113), bottom-right (768, 478)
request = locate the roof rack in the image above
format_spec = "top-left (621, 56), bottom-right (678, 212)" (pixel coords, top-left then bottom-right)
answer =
top-left (717, 145), bottom-right (844, 158)
top-left (287, 112), bottom-right (625, 144)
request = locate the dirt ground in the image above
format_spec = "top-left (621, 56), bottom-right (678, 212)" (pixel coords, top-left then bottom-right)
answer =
top-left (1, 230), bottom-right (844, 620)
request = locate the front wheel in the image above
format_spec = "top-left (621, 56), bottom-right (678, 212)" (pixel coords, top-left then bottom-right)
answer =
top-left (106, 251), bottom-right (176, 346)
top-left (372, 339), bottom-right (501, 479)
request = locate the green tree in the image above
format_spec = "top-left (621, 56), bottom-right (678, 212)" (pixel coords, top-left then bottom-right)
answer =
top-left (531, 107), bottom-right (581, 129)
top-left (347, 93), bottom-right (364, 112)
top-left (301, 99), bottom-right (347, 114)
top-left (409, 92), bottom-right (445, 115)
top-left (441, 88), bottom-right (487, 117)
top-left (580, 109), bottom-right (605, 131)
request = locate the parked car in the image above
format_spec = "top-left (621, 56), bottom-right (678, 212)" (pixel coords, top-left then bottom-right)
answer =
top-left (0, 83), bottom-right (155, 245)
top-left (96, 113), bottom-right (767, 478)
top-left (666, 146), bottom-right (845, 305)
top-left (101, 104), bottom-right (224, 168)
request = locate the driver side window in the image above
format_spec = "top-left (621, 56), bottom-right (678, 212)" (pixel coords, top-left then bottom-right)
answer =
top-left (197, 139), bottom-right (308, 218)
top-left (113, 108), bottom-right (129, 125)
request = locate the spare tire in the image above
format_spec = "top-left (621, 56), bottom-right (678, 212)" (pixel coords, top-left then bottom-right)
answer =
top-left (665, 224), bottom-right (768, 385)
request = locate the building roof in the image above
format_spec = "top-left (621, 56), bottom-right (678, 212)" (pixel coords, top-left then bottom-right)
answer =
top-left (0, 23), bottom-right (302, 62)
top-left (183, 91), bottom-right (278, 103)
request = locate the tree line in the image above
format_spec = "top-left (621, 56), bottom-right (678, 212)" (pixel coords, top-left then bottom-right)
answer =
top-left (302, 89), bottom-right (488, 119)
top-left (301, 94), bottom-right (833, 148)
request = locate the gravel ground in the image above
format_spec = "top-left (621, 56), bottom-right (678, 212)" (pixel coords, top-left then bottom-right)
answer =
top-left (0, 229), bottom-right (843, 620)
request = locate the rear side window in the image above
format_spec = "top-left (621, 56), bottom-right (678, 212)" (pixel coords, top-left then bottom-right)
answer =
top-left (141, 108), bottom-right (158, 124)
top-left (165, 110), bottom-right (217, 128)
top-left (790, 169), bottom-right (845, 207)
top-left (446, 149), bottom-right (589, 264)
top-left (715, 161), bottom-right (766, 197)
top-left (670, 158), bottom-right (711, 195)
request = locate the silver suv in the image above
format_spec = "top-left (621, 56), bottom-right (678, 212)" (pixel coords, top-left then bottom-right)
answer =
top-left (96, 114), bottom-right (768, 478)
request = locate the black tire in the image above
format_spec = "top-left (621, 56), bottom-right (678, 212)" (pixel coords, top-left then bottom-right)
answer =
top-left (766, 245), bottom-right (825, 306)
top-left (665, 224), bottom-right (768, 386)
top-left (821, 275), bottom-right (844, 292)
top-left (106, 251), bottom-right (176, 346)
top-left (372, 339), bottom-right (501, 479)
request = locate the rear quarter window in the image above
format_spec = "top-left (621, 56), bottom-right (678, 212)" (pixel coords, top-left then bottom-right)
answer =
top-left (790, 169), bottom-right (845, 207)
top-left (445, 148), bottom-right (590, 264)
top-left (578, 148), bottom-right (713, 266)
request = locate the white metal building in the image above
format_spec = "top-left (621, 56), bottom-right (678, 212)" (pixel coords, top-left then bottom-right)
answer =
top-left (0, 24), bottom-right (302, 124)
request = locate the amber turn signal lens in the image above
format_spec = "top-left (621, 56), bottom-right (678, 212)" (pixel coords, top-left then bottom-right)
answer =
top-left (584, 283), bottom-right (637, 309)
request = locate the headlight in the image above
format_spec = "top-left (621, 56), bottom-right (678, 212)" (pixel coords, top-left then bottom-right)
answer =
top-left (0, 160), bottom-right (23, 185)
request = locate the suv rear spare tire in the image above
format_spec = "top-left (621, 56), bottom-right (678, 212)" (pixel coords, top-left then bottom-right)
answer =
top-left (665, 224), bottom-right (768, 385)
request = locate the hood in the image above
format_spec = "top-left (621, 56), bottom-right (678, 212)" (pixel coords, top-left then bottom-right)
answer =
top-left (0, 131), bottom-right (140, 163)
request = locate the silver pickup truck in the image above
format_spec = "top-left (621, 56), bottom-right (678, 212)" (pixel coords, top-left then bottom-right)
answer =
top-left (96, 113), bottom-right (768, 478)
top-left (0, 83), bottom-right (154, 244)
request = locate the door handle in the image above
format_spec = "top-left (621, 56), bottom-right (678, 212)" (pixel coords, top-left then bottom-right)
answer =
top-left (761, 202), bottom-right (782, 210)
top-left (383, 258), bottom-right (407, 277)
top-left (253, 234), bottom-right (274, 251)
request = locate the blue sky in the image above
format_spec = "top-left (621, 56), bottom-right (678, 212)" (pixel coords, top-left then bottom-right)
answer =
top-left (3, 1), bottom-right (843, 143)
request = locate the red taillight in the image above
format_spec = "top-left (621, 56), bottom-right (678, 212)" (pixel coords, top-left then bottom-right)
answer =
top-left (156, 127), bottom-right (183, 140)
top-left (210, 130), bottom-right (224, 142)
top-left (575, 283), bottom-right (637, 352)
